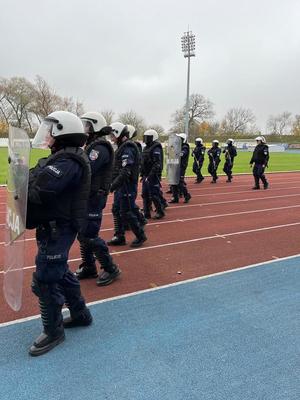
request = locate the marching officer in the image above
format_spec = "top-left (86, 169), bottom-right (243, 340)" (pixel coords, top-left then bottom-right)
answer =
top-left (107, 122), bottom-right (147, 247)
top-left (170, 133), bottom-right (192, 203)
top-left (26, 111), bottom-right (92, 356)
top-left (223, 138), bottom-right (237, 182)
top-left (140, 129), bottom-right (165, 219)
top-left (207, 140), bottom-right (221, 183)
top-left (250, 136), bottom-right (269, 189)
top-left (192, 137), bottom-right (206, 183)
top-left (75, 111), bottom-right (121, 286)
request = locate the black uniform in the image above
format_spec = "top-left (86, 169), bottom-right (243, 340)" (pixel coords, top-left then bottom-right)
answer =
top-left (207, 145), bottom-right (221, 183)
top-left (75, 137), bottom-right (120, 285)
top-left (170, 142), bottom-right (191, 203)
top-left (223, 144), bottom-right (237, 182)
top-left (108, 139), bottom-right (147, 247)
top-left (141, 140), bottom-right (165, 219)
top-left (250, 143), bottom-right (269, 189)
top-left (192, 144), bottom-right (206, 183)
top-left (26, 146), bottom-right (92, 356)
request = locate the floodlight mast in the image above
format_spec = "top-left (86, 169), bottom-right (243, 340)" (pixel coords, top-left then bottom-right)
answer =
top-left (181, 30), bottom-right (195, 140)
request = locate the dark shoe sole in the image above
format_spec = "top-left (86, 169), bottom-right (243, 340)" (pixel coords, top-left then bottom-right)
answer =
top-left (130, 238), bottom-right (147, 248)
top-left (29, 333), bottom-right (65, 357)
top-left (96, 269), bottom-right (121, 286)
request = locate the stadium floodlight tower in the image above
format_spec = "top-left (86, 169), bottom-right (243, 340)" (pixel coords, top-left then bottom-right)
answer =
top-left (181, 30), bottom-right (196, 140)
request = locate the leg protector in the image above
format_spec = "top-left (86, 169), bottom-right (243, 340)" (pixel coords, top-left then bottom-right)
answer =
top-left (75, 239), bottom-right (98, 280)
top-left (29, 273), bottom-right (65, 356)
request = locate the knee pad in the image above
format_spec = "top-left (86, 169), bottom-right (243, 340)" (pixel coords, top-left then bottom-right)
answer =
top-left (31, 272), bottom-right (62, 305)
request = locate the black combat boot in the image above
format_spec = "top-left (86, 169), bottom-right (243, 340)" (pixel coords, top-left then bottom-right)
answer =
top-left (107, 235), bottom-right (126, 246)
top-left (96, 264), bottom-right (121, 286)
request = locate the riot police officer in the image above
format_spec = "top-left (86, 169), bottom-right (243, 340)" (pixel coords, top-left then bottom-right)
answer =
top-left (140, 129), bottom-right (165, 219)
top-left (26, 111), bottom-right (92, 356)
top-left (250, 136), bottom-right (269, 189)
top-left (223, 138), bottom-right (237, 182)
top-left (107, 122), bottom-right (147, 247)
top-left (123, 124), bottom-right (147, 228)
top-left (74, 112), bottom-right (121, 286)
top-left (170, 133), bottom-right (192, 203)
top-left (192, 137), bottom-right (206, 183)
top-left (207, 140), bottom-right (221, 183)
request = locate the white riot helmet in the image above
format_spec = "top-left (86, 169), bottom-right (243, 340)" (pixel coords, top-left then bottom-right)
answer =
top-left (212, 139), bottom-right (219, 145)
top-left (195, 137), bottom-right (203, 144)
top-left (144, 129), bottom-right (159, 141)
top-left (227, 138), bottom-right (234, 145)
top-left (32, 110), bottom-right (87, 149)
top-left (127, 124), bottom-right (137, 139)
top-left (255, 136), bottom-right (263, 142)
top-left (81, 111), bottom-right (107, 134)
top-left (110, 122), bottom-right (129, 143)
top-left (261, 136), bottom-right (266, 143)
top-left (176, 133), bottom-right (187, 143)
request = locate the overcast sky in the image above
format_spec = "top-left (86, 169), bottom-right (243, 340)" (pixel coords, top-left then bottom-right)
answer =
top-left (1, 0), bottom-right (300, 132)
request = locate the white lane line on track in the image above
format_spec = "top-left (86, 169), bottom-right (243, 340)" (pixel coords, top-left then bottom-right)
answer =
top-left (1, 192), bottom-right (300, 226)
top-left (1, 181), bottom-right (300, 208)
top-left (1, 179), bottom-right (300, 205)
top-left (1, 251), bottom-right (300, 328)
top-left (2, 203), bottom-right (300, 246)
top-left (1, 221), bottom-right (300, 274)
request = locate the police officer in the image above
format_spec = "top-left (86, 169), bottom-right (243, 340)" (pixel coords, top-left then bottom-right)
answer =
top-left (123, 124), bottom-right (147, 228)
top-left (74, 112), bottom-right (121, 286)
top-left (170, 133), bottom-right (192, 203)
top-left (140, 129), bottom-right (165, 219)
top-left (250, 136), bottom-right (269, 189)
top-left (192, 137), bottom-right (206, 183)
top-left (127, 124), bottom-right (143, 154)
top-left (107, 122), bottom-right (147, 247)
top-left (223, 138), bottom-right (237, 182)
top-left (26, 111), bottom-right (92, 356)
top-left (207, 140), bottom-right (221, 183)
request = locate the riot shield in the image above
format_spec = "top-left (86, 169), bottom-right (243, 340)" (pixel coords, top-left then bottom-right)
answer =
top-left (3, 126), bottom-right (30, 311)
top-left (166, 134), bottom-right (182, 185)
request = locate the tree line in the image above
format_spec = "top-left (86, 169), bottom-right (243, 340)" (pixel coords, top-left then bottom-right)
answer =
top-left (1, 76), bottom-right (299, 141)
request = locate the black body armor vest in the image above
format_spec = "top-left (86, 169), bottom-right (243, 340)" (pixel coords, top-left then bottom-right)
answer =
top-left (112, 140), bottom-right (140, 184)
top-left (141, 141), bottom-right (163, 176)
top-left (85, 137), bottom-right (114, 195)
top-left (26, 147), bottom-right (91, 232)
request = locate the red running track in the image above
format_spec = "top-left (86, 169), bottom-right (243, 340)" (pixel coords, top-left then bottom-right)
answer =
top-left (1, 172), bottom-right (300, 323)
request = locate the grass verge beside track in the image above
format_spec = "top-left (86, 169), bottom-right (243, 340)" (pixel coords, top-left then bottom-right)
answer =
top-left (0, 147), bottom-right (300, 184)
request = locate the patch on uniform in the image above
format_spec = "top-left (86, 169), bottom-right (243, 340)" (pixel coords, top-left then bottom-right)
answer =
top-left (46, 165), bottom-right (62, 177)
top-left (122, 159), bottom-right (128, 167)
top-left (89, 149), bottom-right (99, 161)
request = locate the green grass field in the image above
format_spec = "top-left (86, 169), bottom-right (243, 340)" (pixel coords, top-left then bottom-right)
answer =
top-left (1, 147), bottom-right (300, 185)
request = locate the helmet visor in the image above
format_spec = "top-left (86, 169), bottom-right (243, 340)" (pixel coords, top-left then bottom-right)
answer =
top-left (32, 120), bottom-right (54, 149)
top-left (82, 119), bottom-right (94, 134)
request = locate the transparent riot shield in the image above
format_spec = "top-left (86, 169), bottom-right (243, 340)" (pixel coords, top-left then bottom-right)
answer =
top-left (166, 134), bottom-right (182, 185)
top-left (3, 126), bottom-right (30, 311)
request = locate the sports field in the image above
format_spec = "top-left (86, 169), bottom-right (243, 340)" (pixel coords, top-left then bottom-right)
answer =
top-left (1, 147), bottom-right (300, 184)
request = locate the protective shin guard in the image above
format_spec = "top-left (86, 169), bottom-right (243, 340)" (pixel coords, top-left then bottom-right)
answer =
top-left (152, 196), bottom-right (165, 219)
top-left (29, 274), bottom-right (65, 356)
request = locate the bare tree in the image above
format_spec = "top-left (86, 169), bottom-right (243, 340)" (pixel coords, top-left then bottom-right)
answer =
top-left (267, 112), bottom-right (293, 135)
top-left (220, 107), bottom-right (256, 135)
top-left (30, 75), bottom-right (62, 122)
top-left (58, 96), bottom-right (85, 116)
top-left (291, 115), bottom-right (300, 136)
top-left (101, 109), bottom-right (114, 125)
top-left (0, 77), bottom-right (35, 133)
top-left (170, 93), bottom-right (215, 137)
top-left (118, 110), bottom-right (146, 138)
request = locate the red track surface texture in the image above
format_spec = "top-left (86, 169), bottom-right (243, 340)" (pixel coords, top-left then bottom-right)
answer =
top-left (1, 172), bottom-right (300, 323)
